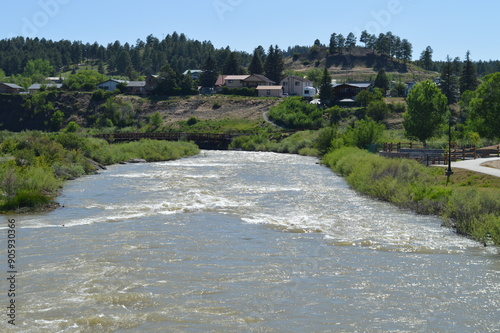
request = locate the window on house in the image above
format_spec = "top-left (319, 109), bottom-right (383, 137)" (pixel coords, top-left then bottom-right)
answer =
top-left (295, 82), bottom-right (300, 86)
top-left (228, 80), bottom-right (233, 84)
top-left (267, 90), bottom-right (271, 96)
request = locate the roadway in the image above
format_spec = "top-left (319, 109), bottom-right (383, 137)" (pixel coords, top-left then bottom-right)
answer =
top-left (447, 157), bottom-right (500, 177)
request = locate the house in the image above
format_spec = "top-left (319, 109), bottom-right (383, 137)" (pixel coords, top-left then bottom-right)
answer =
top-left (125, 81), bottom-right (147, 95)
top-left (145, 75), bottom-right (159, 93)
top-left (257, 85), bottom-right (283, 98)
top-left (281, 75), bottom-right (316, 99)
top-left (0, 83), bottom-right (24, 94)
top-left (183, 70), bottom-right (203, 80)
top-left (216, 74), bottom-right (275, 89)
top-left (332, 82), bottom-right (372, 101)
top-left (28, 83), bottom-right (63, 93)
top-left (97, 79), bottom-right (127, 91)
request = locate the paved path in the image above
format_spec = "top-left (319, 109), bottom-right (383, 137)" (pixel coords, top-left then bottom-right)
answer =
top-left (446, 157), bottom-right (500, 177)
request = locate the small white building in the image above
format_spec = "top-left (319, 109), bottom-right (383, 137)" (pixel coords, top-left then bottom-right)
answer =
top-left (281, 75), bottom-right (316, 99)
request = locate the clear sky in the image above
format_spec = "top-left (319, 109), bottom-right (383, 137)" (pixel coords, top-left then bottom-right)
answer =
top-left (1, 0), bottom-right (499, 62)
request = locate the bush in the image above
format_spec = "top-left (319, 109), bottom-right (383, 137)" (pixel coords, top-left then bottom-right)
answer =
top-left (323, 147), bottom-right (500, 246)
top-left (268, 97), bottom-right (324, 129)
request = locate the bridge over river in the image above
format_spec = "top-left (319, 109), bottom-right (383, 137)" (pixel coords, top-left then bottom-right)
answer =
top-left (94, 132), bottom-right (244, 149)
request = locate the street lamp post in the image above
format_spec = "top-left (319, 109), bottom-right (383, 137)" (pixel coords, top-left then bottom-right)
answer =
top-left (445, 117), bottom-right (454, 178)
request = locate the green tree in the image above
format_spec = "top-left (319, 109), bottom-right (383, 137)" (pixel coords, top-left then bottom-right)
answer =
top-left (306, 67), bottom-right (323, 87)
top-left (64, 70), bottom-right (107, 91)
top-left (50, 110), bottom-right (65, 131)
top-left (419, 46), bottom-right (434, 70)
top-left (469, 72), bottom-right (500, 140)
top-left (319, 67), bottom-right (334, 107)
top-left (23, 59), bottom-right (53, 77)
top-left (199, 55), bottom-right (218, 88)
top-left (374, 68), bottom-right (390, 91)
top-left (329, 33), bottom-right (338, 55)
top-left (0, 68), bottom-right (5, 80)
top-left (264, 45), bottom-right (284, 83)
top-left (367, 100), bottom-right (390, 122)
top-left (223, 51), bottom-right (242, 75)
top-left (400, 39), bottom-right (412, 64)
top-left (356, 88), bottom-right (383, 107)
top-left (403, 80), bottom-right (448, 144)
top-left (345, 118), bottom-right (385, 149)
top-left (115, 50), bottom-right (132, 75)
top-left (336, 34), bottom-right (346, 54)
top-left (248, 48), bottom-right (264, 75)
top-left (346, 32), bottom-right (357, 53)
top-left (460, 51), bottom-right (479, 94)
top-left (439, 55), bottom-right (460, 104)
top-left (155, 63), bottom-right (179, 95)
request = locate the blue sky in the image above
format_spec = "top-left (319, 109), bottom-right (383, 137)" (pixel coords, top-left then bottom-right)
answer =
top-left (1, 0), bottom-right (499, 62)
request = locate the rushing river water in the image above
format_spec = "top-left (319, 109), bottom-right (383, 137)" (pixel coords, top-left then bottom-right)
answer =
top-left (1, 151), bottom-right (499, 332)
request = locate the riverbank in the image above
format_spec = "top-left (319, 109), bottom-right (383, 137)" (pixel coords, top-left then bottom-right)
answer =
top-left (323, 147), bottom-right (500, 246)
top-left (0, 131), bottom-right (199, 213)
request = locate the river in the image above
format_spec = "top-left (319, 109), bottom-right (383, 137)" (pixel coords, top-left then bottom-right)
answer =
top-left (1, 151), bottom-right (499, 332)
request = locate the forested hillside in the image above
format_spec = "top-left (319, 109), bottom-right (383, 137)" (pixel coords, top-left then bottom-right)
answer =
top-left (1, 30), bottom-right (499, 83)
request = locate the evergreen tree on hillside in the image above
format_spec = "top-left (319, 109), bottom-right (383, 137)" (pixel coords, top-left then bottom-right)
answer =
top-left (420, 46), bottom-right (434, 70)
top-left (460, 51), bottom-right (479, 94)
top-left (223, 51), bottom-right (243, 75)
top-left (337, 34), bottom-right (346, 55)
top-left (319, 67), bottom-right (334, 107)
top-left (329, 33), bottom-right (338, 55)
top-left (264, 45), bottom-right (284, 83)
top-left (248, 48), bottom-right (264, 75)
top-left (401, 39), bottom-right (413, 64)
top-left (346, 32), bottom-right (357, 53)
top-left (199, 55), bottom-right (218, 88)
top-left (439, 55), bottom-right (460, 104)
top-left (374, 68), bottom-right (390, 92)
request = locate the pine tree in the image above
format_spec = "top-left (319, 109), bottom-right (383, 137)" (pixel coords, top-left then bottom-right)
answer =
top-left (319, 67), bottom-right (334, 107)
top-left (460, 51), bottom-right (479, 94)
top-left (329, 33), bottom-right (338, 55)
top-left (248, 48), bottom-right (264, 74)
top-left (374, 68), bottom-right (390, 92)
top-left (223, 52), bottom-right (242, 75)
top-left (264, 45), bottom-right (284, 83)
top-left (199, 55), bottom-right (218, 88)
top-left (420, 46), bottom-right (434, 70)
top-left (346, 32), bottom-right (357, 53)
top-left (439, 55), bottom-right (460, 104)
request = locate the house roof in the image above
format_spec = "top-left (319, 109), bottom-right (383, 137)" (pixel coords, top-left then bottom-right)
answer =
top-left (0, 83), bottom-right (23, 89)
top-left (225, 75), bottom-right (251, 81)
top-left (97, 79), bottom-right (127, 86)
top-left (28, 83), bottom-right (63, 90)
top-left (248, 74), bottom-right (275, 84)
top-left (333, 82), bottom-right (372, 88)
top-left (126, 81), bottom-right (146, 87)
top-left (256, 85), bottom-right (283, 90)
top-left (182, 69), bottom-right (203, 75)
top-left (282, 75), bottom-right (313, 84)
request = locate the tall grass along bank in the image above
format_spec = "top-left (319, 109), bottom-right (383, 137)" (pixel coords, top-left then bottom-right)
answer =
top-left (0, 131), bottom-right (199, 212)
top-left (323, 147), bottom-right (500, 246)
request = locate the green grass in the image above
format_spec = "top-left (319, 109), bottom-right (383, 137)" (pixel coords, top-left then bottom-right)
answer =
top-left (323, 147), bottom-right (500, 246)
top-left (0, 131), bottom-right (199, 212)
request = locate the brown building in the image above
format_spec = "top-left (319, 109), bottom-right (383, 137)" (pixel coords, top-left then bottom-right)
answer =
top-left (0, 83), bottom-right (24, 94)
top-left (332, 82), bottom-right (372, 101)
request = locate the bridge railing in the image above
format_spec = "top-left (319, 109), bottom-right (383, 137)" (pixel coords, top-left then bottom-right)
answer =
top-left (94, 132), bottom-right (243, 142)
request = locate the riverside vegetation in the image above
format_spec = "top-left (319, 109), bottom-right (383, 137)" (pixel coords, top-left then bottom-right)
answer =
top-left (0, 131), bottom-right (199, 212)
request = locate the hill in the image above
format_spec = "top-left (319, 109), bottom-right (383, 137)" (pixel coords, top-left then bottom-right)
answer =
top-left (284, 46), bottom-right (437, 82)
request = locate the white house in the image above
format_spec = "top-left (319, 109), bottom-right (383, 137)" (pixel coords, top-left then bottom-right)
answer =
top-left (281, 75), bottom-right (316, 99)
